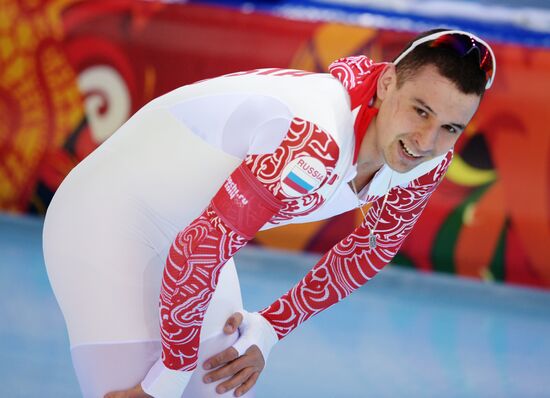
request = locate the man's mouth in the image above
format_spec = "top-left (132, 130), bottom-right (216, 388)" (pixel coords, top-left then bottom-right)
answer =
top-left (399, 140), bottom-right (422, 159)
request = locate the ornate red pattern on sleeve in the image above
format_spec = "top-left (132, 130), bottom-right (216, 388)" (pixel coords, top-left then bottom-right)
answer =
top-left (244, 118), bottom-right (340, 223)
top-left (259, 151), bottom-right (453, 338)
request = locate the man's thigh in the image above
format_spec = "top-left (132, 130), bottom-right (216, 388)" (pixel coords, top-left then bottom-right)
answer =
top-left (72, 340), bottom-right (160, 398)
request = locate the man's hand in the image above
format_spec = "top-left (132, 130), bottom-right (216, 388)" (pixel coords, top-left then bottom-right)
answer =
top-left (104, 383), bottom-right (152, 398)
top-left (202, 313), bottom-right (265, 397)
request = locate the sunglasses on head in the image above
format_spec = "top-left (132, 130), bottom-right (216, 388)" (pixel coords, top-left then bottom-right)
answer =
top-left (393, 30), bottom-right (496, 89)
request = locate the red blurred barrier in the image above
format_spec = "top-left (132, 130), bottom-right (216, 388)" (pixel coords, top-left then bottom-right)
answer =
top-left (1, 0), bottom-right (548, 288)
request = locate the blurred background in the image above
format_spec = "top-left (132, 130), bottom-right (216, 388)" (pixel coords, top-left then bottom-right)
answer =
top-left (1, 0), bottom-right (549, 396)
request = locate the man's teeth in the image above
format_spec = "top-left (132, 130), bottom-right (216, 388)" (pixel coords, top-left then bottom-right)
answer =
top-left (400, 140), bottom-right (421, 158)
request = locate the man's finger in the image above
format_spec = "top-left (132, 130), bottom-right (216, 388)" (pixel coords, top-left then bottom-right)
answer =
top-left (215, 367), bottom-right (254, 395)
top-left (203, 346), bottom-right (239, 370)
top-left (204, 354), bottom-right (252, 383)
top-left (234, 371), bottom-right (260, 397)
top-left (223, 312), bottom-right (244, 334)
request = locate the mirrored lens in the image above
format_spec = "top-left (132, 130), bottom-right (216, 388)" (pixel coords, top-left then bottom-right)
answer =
top-left (429, 34), bottom-right (494, 83)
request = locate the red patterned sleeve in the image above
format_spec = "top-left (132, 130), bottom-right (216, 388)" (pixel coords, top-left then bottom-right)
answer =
top-left (259, 151), bottom-right (453, 339)
top-left (159, 118), bottom-right (340, 372)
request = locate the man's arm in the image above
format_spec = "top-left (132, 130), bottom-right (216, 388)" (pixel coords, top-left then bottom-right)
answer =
top-left (141, 118), bottom-right (340, 397)
top-left (259, 151), bottom-right (452, 338)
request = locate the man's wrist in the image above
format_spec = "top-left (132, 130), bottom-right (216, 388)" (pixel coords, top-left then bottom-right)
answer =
top-left (232, 310), bottom-right (279, 362)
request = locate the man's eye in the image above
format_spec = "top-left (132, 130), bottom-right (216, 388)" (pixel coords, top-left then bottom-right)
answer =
top-left (444, 125), bottom-right (457, 134)
top-left (415, 107), bottom-right (428, 118)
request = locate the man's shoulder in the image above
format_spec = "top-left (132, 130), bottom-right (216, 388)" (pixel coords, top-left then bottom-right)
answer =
top-left (218, 68), bottom-right (353, 138)
top-left (225, 68), bottom-right (348, 100)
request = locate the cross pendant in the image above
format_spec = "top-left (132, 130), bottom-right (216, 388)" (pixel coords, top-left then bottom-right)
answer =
top-left (368, 233), bottom-right (377, 249)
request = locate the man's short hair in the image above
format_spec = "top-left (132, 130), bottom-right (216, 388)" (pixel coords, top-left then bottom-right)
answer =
top-left (393, 28), bottom-right (487, 96)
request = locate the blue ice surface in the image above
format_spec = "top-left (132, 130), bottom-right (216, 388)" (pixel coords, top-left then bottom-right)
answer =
top-left (1, 213), bottom-right (550, 397)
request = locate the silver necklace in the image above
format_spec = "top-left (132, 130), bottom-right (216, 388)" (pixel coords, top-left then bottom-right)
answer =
top-left (350, 170), bottom-right (394, 249)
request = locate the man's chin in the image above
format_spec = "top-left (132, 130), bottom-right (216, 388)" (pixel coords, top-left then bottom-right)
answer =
top-left (386, 157), bottom-right (428, 174)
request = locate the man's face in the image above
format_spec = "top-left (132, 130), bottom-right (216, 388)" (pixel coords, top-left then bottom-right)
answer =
top-left (375, 63), bottom-right (481, 173)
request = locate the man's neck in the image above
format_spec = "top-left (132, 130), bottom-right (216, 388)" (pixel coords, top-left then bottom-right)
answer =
top-left (351, 99), bottom-right (385, 191)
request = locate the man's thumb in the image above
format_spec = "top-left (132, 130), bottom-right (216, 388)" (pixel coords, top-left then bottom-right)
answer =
top-left (224, 312), bottom-right (244, 334)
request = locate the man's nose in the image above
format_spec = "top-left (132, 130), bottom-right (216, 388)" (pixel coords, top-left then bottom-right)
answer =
top-left (413, 124), bottom-right (438, 153)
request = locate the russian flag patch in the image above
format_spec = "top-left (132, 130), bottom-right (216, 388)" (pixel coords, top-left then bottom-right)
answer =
top-left (280, 156), bottom-right (327, 196)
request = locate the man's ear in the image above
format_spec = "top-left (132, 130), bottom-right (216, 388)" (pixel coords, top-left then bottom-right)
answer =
top-left (376, 63), bottom-right (397, 101)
